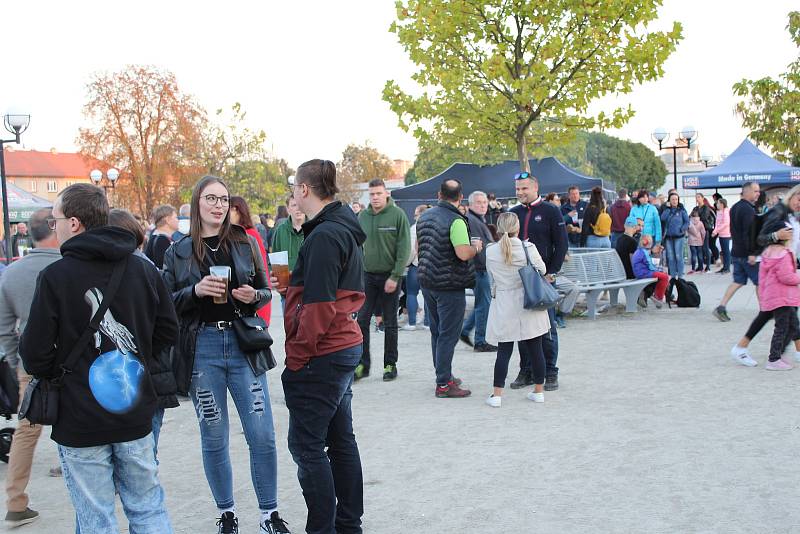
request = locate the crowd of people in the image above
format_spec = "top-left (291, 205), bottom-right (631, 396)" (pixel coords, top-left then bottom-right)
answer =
top-left (1, 157), bottom-right (799, 533)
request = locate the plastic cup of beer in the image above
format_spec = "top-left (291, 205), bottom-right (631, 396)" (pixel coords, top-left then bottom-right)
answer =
top-left (209, 266), bottom-right (231, 304)
top-left (268, 251), bottom-right (290, 291)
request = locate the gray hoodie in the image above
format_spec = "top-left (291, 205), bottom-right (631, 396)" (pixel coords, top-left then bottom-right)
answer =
top-left (0, 248), bottom-right (61, 368)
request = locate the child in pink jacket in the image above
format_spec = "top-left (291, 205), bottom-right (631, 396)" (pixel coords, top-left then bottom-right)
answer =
top-left (687, 209), bottom-right (707, 273)
top-left (759, 229), bottom-right (800, 370)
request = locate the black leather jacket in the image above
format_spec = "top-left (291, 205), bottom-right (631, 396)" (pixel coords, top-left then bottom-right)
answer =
top-left (162, 227), bottom-right (272, 394)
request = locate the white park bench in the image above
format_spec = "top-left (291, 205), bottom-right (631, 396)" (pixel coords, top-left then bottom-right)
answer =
top-left (559, 248), bottom-right (655, 320)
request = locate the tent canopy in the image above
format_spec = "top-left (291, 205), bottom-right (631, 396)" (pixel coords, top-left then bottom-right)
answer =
top-left (683, 139), bottom-right (800, 190)
top-left (4, 182), bottom-right (52, 223)
top-left (391, 157), bottom-right (610, 218)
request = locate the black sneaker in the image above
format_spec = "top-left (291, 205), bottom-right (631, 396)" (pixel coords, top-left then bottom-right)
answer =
top-left (544, 375), bottom-right (559, 391)
top-left (459, 334), bottom-right (474, 347)
top-left (383, 364), bottom-right (398, 381)
top-left (712, 306), bottom-right (731, 322)
top-left (509, 371), bottom-right (533, 390)
top-left (217, 511), bottom-right (239, 534)
top-left (261, 511), bottom-right (291, 533)
top-left (5, 508), bottom-right (39, 528)
top-left (473, 342), bottom-right (498, 352)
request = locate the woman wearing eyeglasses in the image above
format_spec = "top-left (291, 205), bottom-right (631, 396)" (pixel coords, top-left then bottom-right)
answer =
top-left (162, 176), bottom-right (290, 534)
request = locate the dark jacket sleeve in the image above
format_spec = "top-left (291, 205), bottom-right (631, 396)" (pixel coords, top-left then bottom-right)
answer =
top-left (549, 206), bottom-right (569, 274)
top-left (680, 209), bottom-right (690, 235)
top-left (18, 271), bottom-right (59, 378)
top-left (162, 245), bottom-right (199, 314)
top-left (391, 211), bottom-right (412, 281)
top-left (757, 204), bottom-right (788, 248)
top-left (151, 268), bottom-right (179, 357)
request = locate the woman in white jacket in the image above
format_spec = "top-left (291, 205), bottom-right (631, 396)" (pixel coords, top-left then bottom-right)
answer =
top-left (485, 212), bottom-right (550, 407)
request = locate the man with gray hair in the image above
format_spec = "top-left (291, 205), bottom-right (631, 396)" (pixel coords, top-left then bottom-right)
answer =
top-left (173, 203), bottom-right (191, 240)
top-left (460, 190), bottom-right (497, 352)
top-left (0, 208), bottom-right (62, 527)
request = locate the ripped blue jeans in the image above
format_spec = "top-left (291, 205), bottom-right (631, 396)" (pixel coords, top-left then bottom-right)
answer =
top-left (190, 325), bottom-right (278, 511)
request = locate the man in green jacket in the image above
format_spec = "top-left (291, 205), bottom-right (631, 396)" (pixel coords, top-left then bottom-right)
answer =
top-left (270, 196), bottom-right (306, 271)
top-left (355, 179), bottom-right (411, 382)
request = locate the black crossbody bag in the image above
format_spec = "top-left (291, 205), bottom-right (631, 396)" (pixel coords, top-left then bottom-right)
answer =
top-left (18, 258), bottom-right (127, 425)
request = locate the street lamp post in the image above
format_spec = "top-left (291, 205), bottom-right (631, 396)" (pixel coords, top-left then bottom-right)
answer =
top-left (0, 111), bottom-right (31, 264)
top-left (90, 168), bottom-right (119, 203)
top-left (652, 126), bottom-right (698, 191)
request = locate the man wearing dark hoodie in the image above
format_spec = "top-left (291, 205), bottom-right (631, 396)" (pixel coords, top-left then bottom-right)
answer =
top-left (355, 178), bottom-right (410, 381)
top-left (609, 187), bottom-right (632, 248)
top-left (279, 160), bottom-right (367, 534)
top-left (19, 184), bottom-right (178, 533)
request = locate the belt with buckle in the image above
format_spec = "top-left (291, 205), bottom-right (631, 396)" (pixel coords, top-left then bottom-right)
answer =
top-left (205, 321), bottom-right (233, 330)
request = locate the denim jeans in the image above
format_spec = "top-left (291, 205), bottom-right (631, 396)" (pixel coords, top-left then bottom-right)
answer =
top-left (190, 326), bottom-right (278, 511)
top-left (586, 235), bottom-right (611, 248)
top-left (422, 289), bottom-right (467, 385)
top-left (719, 237), bottom-right (731, 271)
top-left (405, 265), bottom-right (429, 326)
top-left (461, 270), bottom-right (490, 344)
top-left (663, 236), bottom-right (685, 278)
top-left (356, 272), bottom-right (400, 370)
top-left (282, 345), bottom-right (363, 534)
top-left (59, 434), bottom-right (172, 534)
top-left (151, 408), bottom-right (165, 462)
top-left (690, 245), bottom-right (703, 271)
top-left (610, 232), bottom-right (624, 248)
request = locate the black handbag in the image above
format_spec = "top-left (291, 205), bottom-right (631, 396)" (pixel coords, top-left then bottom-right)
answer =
top-left (518, 243), bottom-right (560, 311)
top-left (18, 258), bottom-right (127, 425)
top-left (228, 241), bottom-right (276, 369)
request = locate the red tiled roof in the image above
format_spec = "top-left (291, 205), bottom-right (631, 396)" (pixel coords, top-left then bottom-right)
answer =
top-left (3, 149), bottom-right (100, 178)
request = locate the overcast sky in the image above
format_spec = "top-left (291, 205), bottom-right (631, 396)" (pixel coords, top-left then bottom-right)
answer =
top-left (2, 0), bottom-right (797, 170)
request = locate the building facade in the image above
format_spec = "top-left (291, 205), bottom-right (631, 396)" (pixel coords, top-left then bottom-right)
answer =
top-left (4, 148), bottom-right (96, 202)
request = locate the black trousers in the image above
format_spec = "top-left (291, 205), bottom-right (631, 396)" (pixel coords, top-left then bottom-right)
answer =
top-left (497, 338), bottom-right (545, 388)
top-left (770, 307), bottom-right (800, 362)
top-left (356, 272), bottom-right (401, 370)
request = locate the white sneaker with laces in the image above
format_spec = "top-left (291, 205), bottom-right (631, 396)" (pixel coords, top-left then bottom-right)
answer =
top-left (401, 324), bottom-right (417, 331)
top-left (485, 395), bottom-right (501, 408)
top-left (526, 391), bottom-right (544, 403)
top-left (731, 345), bottom-right (758, 367)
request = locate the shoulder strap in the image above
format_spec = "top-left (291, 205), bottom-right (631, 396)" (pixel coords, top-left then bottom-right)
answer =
top-left (59, 256), bottom-right (128, 377)
top-left (521, 241), bottom-right (533, 267)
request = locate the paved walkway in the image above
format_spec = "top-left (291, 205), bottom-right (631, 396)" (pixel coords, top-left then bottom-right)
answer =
top-left (3, 271), bottom-right (799, 533)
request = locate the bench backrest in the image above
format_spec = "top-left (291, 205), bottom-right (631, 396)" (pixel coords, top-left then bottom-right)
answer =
top-left (560, 248), bottom-right (627, 286)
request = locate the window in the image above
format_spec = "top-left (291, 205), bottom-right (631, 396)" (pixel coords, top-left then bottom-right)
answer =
top-left (29, 180), bottom-right (37, 192)
top-left (47, 181), bottom-right (57, 193)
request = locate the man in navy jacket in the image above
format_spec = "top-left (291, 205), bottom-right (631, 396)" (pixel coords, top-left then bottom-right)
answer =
top-left (510, 172), bottom-right (569, 390)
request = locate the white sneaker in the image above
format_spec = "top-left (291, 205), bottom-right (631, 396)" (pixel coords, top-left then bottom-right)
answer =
top-left (526, 391), bottom-right (544, 403)
top-left (419, 324), bottom-right (430, 330)
top-left (730, 345), bottom-right (758, 367)
top-left (648, 297), bottom-right (664, 309)
top-left (794, 351), bottom-right (800, 363)
top-left (401, 324), bottom-right (417, 331)
top-left (485, 395), bottom-right (501, 408)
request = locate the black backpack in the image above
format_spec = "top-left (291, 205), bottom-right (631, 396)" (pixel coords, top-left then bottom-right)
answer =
top-left (666, 278), bottom-right (701, 308)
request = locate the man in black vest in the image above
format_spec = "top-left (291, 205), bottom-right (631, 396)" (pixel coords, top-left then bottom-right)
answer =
top-left (417, 179), bottom-right (480, 398)
top-left (510, 172), bottom-right (569, 391)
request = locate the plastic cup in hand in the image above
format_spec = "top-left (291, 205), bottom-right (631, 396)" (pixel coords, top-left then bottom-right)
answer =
top-left (268, 251), bottom-right (290, 291)
top-left (652, 258), bottom-right (661, 267)
top-left (209, 266), bottom-right (231, 304)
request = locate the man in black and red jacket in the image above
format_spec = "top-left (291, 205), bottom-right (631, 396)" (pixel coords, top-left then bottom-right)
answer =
top-left (278, 159), bottom-right (367, 534)
top-left (510, 172), bottom-right (569, 391)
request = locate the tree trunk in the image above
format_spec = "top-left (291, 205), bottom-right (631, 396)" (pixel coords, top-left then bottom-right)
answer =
top-left (516, 133), bottom-right (530, 172)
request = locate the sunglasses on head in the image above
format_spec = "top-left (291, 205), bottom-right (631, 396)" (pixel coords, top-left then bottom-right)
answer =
top-left (514, 172), bottom-right (531, 180)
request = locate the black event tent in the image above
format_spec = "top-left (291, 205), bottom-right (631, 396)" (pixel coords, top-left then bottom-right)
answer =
top-left (391, 157), bottom-right (611, 219)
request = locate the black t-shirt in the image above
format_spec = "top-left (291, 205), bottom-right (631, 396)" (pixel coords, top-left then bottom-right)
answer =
top-left (615, 233), bottom-right (638, 279)
top-left (198, 236), bottom-right (240, 322)
top-left (144, 233), bottom-right (172, 270)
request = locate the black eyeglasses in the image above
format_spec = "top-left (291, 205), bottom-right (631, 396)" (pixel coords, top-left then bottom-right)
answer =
top-left (514, 172), bottom-right (531, 180)
top-left (203, 194), bottom-right (230, 206)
